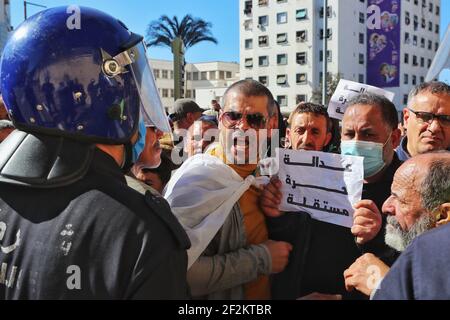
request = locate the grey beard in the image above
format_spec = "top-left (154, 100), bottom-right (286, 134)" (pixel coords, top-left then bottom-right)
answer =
top-left (385, 214), bottom-right (435, 252)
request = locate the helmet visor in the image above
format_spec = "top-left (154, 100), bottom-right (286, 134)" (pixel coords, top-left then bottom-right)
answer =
top-left (127, 42), bottom-right (171, 133)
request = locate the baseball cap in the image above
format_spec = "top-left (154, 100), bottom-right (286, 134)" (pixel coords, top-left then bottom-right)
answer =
top-left (169, 99), bottom-right (206, 122)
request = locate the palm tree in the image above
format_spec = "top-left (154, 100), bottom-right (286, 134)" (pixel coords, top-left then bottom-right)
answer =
top-left (145, 14), bottom-right (218, 50)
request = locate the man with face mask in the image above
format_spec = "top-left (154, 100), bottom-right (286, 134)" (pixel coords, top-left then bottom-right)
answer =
top-left (0, 7), bottom-right (189, 299)
top-left (344, 151), bottom-right (450, 299)
top-left (341, 93), bottom-right (402, 262)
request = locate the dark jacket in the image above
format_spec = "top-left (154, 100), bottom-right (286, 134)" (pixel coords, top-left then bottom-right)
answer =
top-left (0, 131), bottom-right (190, 299)
top-left (267, 154), bottom-right (403, 300)
top-left (373, 223), bottom-right (450, 300)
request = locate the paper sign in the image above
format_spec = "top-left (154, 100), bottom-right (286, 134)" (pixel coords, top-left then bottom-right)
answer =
top-left (278, 149), bottom-right (364, 228)
top-left (327, 79), bottom-right (395, 120)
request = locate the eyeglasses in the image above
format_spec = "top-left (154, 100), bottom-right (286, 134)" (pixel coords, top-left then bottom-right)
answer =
top-left (408, 108), bottom-right (450, 128)
top-left (221, 111), bottom-right (267, 129)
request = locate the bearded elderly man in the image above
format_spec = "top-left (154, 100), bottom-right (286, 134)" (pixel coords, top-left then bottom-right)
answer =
top-left (344, 151), bottom-right (450, 298)
top-left (396, 81), bottom-right (450, 160)
top-left (164, 80), bottom-right (292, 300)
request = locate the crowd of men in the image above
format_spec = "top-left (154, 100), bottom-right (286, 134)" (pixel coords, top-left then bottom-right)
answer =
top-left (0, 7), bottom-right (449, 300)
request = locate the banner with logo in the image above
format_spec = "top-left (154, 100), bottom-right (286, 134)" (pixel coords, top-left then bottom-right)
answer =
top-left (366, 0), bottom-right (401, 87)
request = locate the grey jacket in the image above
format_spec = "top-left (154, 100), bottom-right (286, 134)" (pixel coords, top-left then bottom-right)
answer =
top-left (187, 202), bottom-right (272, 299)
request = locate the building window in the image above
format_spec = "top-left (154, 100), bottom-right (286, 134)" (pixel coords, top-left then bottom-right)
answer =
top-left (277, 54), bottom-right (288, 65)
top-left (404, 74), bottom-right (409, 85)
top-left (359, 33), bottom-right (364, 44)
top-left (209, 71), bottom-right (215, 80)
top-left (296, 30), bottom-right (307, 42)
top-left (413, 35), bottom-right (417, 46)
top-left (162, 70), bottom-right (168, 79)
top-left (245, 39), bottom-right (253, 49)
top-left (226, 72), bottom-right (232, 79)
top-left (258, 35), bottom-right (268, 47)
top-left (420, 76), bottom-right (424, 83)
top-left (258, 0), bottom-right (268, 6)
top-left (435, 24), bottom-right (439, 34)
top-left (277, 33), bottom-right (288, 44)
top-left (428, 59), bottom-right (432, 68)
top-left (296, 52), bottom-right (307, 65)
top-left (259, 55), bottom-right (269, 67)
top-left (258, 15), bottom-right (268, 27)
top-left (358, 74), bottom-right (364, 83)
top-left (296, 95), bottom-right (307, 104)
top-left (403, 95), bottom-right (408, 105)
top-left (429, 21), bottom-right (433, 31)
top-left (405, 11), bottom-right (410, 25)
top-left (276, 75), bottom-right (287, 85)
top-left (193, 72), bottom-right (199, 81)
top-left (404, 32), bottom-right (410, 44)
top-left (413, 55), bottom-right (418, 66)
top-left (245, 58), bottom-right (253, 68)
top-left (162, 89), bottom-right (168, 98)
top-left (420, 38), bottom-right (425, 48)
top-left (412, 75), bottom-right (417, 85)
top-left (428, 40), bottom-right (432, 50)
top-left (244, 0), bottom-right (252, 15)
top-left (185, 90), bottom-right (191, 98)
top-left (154, 69), bottom-right (160, 78)
top-left (259, 76), bottom-right (268, 86)
top-left (186, 72), bottom-right (191, 80)
top-left (277, 95), bottom-right (288, 107)
top-left (420, 57), bottom-right (424, 67)
top-left (296, 73), bottom-right (307, 84)
top-left (429, 2), bottom-right (433, 12)
top-left (296, 9), bottom-right (307, 20)
top-left (320, 28), bottom-right (332, 40)
top-left (359, 12), bottom-right (365, 24)
top-left (277, 12), bottom-right (288, 24)
top-left (170, 70), bottom-right (174, 79)
top-left (170, 89), bottom-right (174, 98)
top-left (421, 18), bottom-right (426, 29)
top-left (359, 53), bottom-right (364, 64)
top-left (435, 42), bottom-right (439, 52)
top-left (404, 53), bottom-right (409, 64)
top-left (219, 71), bottom-right (225, 80)
top-left (319, 6), bottom-right (332, 18)
top-left (319, 50), bottom-right (332, 62)
top-left (413, 15), bottom-right (418, 31)
top-left (244, 19), bottom-right (253, 30)
top-left (436, 5), bottom-right (440, 15)
top-left (201, 71), bottom-right (207, 80)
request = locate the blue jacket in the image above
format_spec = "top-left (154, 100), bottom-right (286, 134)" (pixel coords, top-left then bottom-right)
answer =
top-left (395, 136), bottom-right (411, 162)
top-left (373, 223), bottom-right (450, 300)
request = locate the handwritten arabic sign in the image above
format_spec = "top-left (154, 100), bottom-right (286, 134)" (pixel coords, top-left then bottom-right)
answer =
top-left (327, 79), bottom-right (395, 120)
top-left (278, 149), bottom-right (364, 228)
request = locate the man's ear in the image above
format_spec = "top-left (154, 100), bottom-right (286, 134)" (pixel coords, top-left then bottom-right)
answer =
top-left (435, 203), bottom-right (450, 227)
top-left (324, 132), bottom-right (332, 147)
top-left (403, 108), bottom-right (410, 127)
top-left (284, 128), bottom-right (291, 148)
top-left (391, 127), bottom-right (402, 149)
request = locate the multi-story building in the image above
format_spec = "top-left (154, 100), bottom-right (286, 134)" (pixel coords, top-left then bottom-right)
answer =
top-left (239, 0), bottom-right (441, 114)
top-left (0, 0), bottom-right (12, 53)
top-left (149, 59), bottom-right (239, 110)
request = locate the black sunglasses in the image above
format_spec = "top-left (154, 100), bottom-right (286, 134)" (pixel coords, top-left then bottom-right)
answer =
top-left (221, 111), bottom-right (267, 129)
top-left (408, 108), bottom-right (450, 128)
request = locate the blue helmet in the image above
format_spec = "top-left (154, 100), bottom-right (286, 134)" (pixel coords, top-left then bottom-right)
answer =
top-left (0, 6), bottom-right (170, 144)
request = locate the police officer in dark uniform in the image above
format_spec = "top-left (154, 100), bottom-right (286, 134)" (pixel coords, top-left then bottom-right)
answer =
top-left (0, 6), bottom-right (190, 299)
